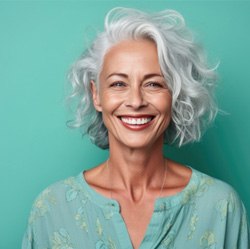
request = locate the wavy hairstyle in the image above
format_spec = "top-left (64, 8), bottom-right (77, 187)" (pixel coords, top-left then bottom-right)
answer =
top-left (67, 7), bottom-right (218, 149)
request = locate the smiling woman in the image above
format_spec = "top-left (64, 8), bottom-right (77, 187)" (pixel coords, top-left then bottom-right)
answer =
top-left (22, 7), bottom-right (249, 249)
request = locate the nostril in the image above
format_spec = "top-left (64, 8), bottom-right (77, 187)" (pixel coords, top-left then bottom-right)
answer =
top-left (125, 90), bottom-right (147, 108)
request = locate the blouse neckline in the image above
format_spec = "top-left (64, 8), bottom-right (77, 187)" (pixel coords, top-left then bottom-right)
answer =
top-left (76, 166), bottom-right (198, 212)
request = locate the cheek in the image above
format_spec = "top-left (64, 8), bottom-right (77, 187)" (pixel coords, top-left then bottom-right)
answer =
top-left (151, 95), bottom-right (172, 114)
top-left (99, 92), bottom-right (124, 113)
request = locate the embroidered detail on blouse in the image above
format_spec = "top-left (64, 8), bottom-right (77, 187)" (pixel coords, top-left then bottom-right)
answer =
top-left (95, 222), bottom-right (117, 249)
top-left (183, 175), bottom-right (214, 204)
top-left (108, 237), bottom-right (117, 249)
top-left (96, 218), bottom-right (103, 237)
top-left (216, 192), bottom-right (237, 220)
top-left (96, 240), bottom-right (108, 249)
top-left (198, 177), bottom-right (214, 195)
top-left (75, 205), bottom-right (88, 232)
top-left (95, 218), bottom-right (117, 249)
top-left (29, 188), bottom-right (56, 224)
top-left (185, 175), bottom-right (214, 240)
top-left (200, 231), bottom-right (216, 249)
top-left (187, 214), bottom-right (199, 240)
top-left (51, 228), bottom-right (74, 249)
top-left (64, 177), bottom-right (90, 203)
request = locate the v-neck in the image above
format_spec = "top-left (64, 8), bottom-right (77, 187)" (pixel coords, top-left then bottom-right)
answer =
top-left (77, 167), bottom-right (197, 249)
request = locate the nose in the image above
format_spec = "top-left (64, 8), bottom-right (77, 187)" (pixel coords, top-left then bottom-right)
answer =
top-left (125, 86), bottom-right (148, 109)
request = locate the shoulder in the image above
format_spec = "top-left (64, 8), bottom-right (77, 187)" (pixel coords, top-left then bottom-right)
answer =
top-left (193, 168), bottom-right (239, 199)
top-left (28, 172), bottom-right (85, 224)
top-left (191, 168), bottom-right (246, 215)
top-left (33, 173), bottom-right (82, 202)
top-left (169, 161), bottom-right (240, 202)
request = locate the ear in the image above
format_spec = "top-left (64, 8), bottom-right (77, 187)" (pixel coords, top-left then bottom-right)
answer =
top-left (91, 80), bottom-right (102, 112)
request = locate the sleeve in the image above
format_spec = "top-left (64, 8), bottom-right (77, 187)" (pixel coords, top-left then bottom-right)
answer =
top-left (224, 190), bottom-right (250, 248)
top-left (22, 223), bottom-right (36, 249)
top-left (235, 201), bottom-right (250, 248)
top-left (21, 187), bottom-right (56, 249)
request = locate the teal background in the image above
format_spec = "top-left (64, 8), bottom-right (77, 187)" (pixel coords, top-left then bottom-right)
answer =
top-left (0, 1), bottom-right (249, 248)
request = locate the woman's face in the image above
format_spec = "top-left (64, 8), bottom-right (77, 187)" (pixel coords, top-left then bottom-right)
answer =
top-left (92, 39), bottom-right (172, 150)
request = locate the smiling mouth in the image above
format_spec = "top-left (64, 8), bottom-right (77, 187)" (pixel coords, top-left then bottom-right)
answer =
top-left (118, 116), bottom-right (155, 129)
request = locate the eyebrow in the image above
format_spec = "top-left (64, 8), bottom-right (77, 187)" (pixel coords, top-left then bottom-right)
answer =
top-left (106, 73), bottom-right (164, 81)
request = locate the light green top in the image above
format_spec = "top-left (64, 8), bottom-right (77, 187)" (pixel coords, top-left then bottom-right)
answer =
top-left (22, 168), bottom-right (249, 249)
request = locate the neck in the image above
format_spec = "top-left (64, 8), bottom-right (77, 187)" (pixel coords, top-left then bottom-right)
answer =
top-left (107, 137), bottom-right (167, 203)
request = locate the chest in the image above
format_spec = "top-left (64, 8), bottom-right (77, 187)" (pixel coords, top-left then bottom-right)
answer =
top-left (44, 198), bottom-right (222, 249)
top-left (118, 200), bottom-right (155, 249)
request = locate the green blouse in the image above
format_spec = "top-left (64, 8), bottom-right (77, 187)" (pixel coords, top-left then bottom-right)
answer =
top-left (22, 167), bottom-right (249, 249)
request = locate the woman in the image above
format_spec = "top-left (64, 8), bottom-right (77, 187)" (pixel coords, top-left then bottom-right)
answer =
top-left (22, 7), bottom-right (249, 249)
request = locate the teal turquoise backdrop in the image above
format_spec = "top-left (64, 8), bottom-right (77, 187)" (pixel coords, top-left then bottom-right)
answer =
top-left (0, 1), bottom-right (249, 248)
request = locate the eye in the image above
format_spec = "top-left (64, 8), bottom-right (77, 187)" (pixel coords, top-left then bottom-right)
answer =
top-left (110, 81), bottom-right (126, 87)
top-left (145, 81), bottom-right (164, 88)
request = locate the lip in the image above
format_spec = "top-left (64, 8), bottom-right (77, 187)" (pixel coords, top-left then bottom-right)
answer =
top-left (117, 115), bottom-right (155, 131)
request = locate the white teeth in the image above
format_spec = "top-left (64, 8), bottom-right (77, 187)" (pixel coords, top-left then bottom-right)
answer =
top-left (121, 117), bottom-right (153, 125)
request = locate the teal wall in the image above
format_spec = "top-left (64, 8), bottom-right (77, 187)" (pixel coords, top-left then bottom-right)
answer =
top-left (0, 1), bottom-right (249, 248)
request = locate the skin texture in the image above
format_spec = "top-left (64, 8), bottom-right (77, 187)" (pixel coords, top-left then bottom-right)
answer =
top-left (85, 39), bottom-right (192, 249)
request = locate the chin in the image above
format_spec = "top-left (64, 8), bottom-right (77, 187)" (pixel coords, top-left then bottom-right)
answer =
top-left (118, 136), bottom-right (163, 150)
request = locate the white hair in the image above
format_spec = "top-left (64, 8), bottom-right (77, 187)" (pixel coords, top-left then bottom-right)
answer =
top-left (68, 7), bottom-right (218, 149)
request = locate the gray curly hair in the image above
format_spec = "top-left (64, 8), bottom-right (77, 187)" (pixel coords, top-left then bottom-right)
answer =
top-left (67, 7), bottom-right (218, 149)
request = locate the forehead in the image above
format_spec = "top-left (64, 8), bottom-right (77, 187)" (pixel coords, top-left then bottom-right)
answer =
top-left (100, 39), bottom-right (162, 76)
